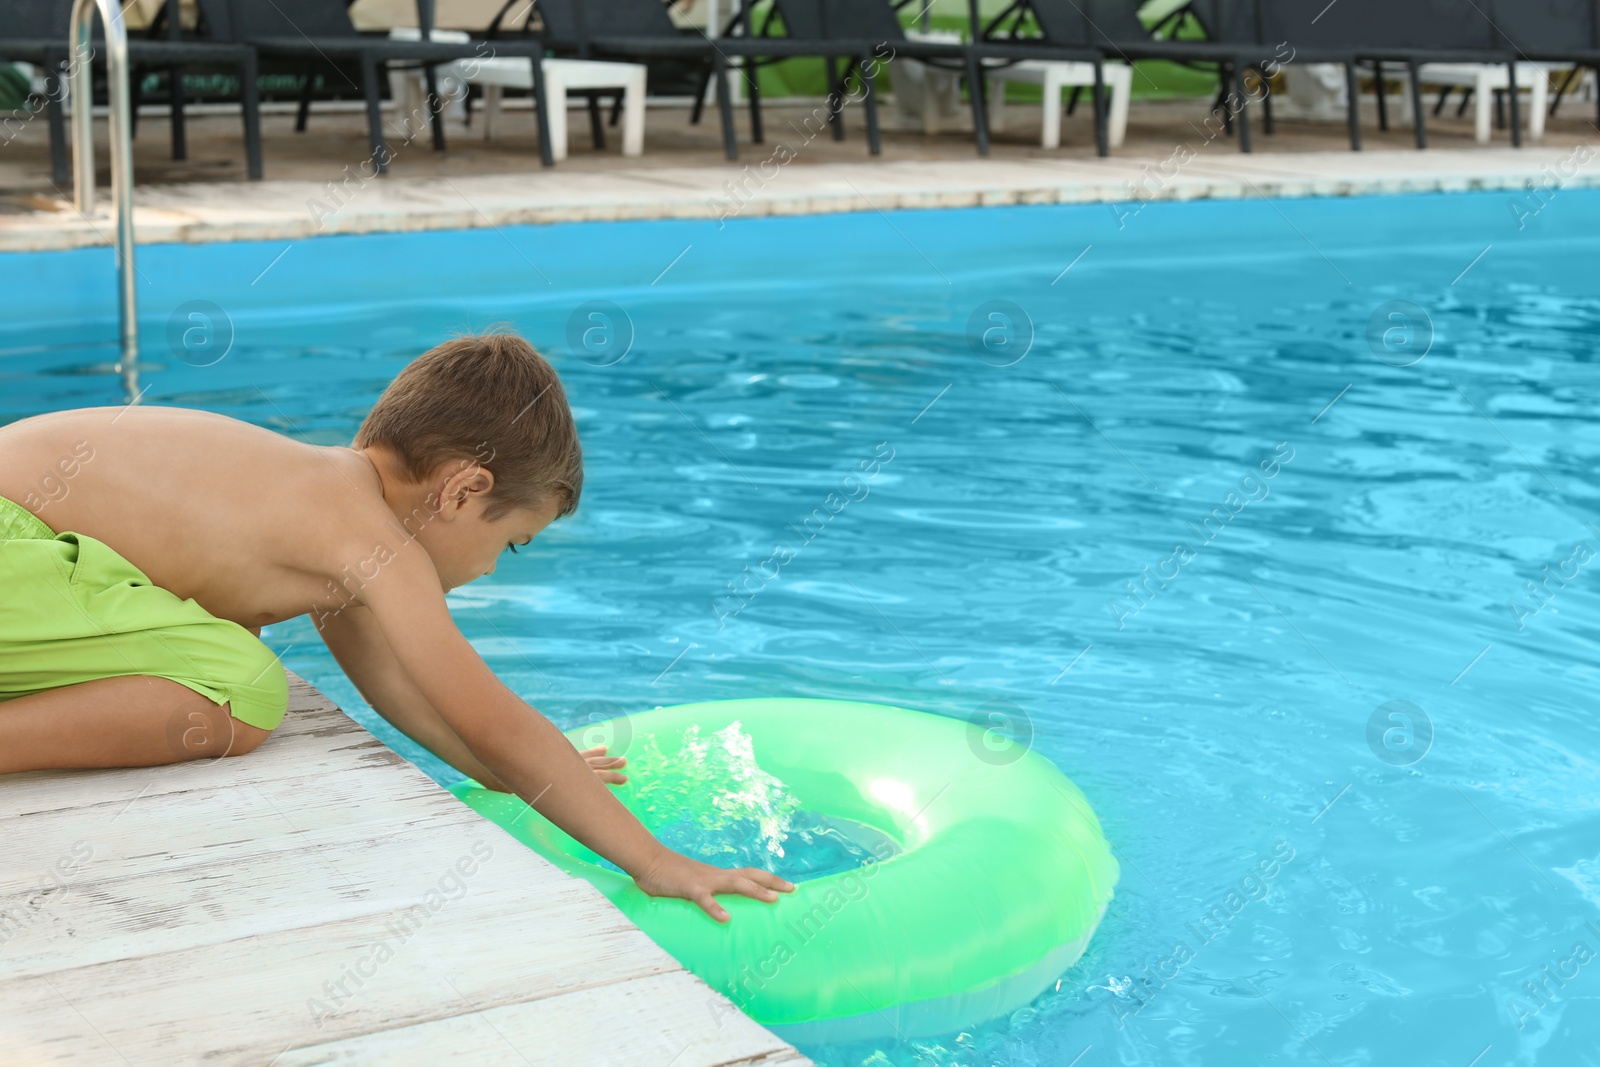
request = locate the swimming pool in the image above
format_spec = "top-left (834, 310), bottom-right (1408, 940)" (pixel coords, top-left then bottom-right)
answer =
top-left (4, 189), bottom-right (1599, 1066)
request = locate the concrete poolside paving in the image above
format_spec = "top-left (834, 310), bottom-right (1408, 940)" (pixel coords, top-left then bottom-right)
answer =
top-left (0, 99), bottom-right (1595, 250)
top-left (0, 673), bottom-right (811, 1067)
top-left (2, 144), bottom-right (1594, 251)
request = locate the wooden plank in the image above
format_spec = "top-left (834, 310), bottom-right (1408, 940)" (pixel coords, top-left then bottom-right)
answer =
top-left (1, 759), bottom-right (500, 889)
top-left (0, 819), bottom-right (572, 980)
top-left (0, 894), bottom-right (682, 1065)
top-left (0, 675), bottom-right (400, 819)
top-left (278, 970), bottom-right (812, 1067)
top-left (0, 682), bottom-right (530, 903)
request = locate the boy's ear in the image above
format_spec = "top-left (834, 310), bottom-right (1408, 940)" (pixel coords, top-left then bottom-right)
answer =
top-left (436, 461), bottom-right (495, 519)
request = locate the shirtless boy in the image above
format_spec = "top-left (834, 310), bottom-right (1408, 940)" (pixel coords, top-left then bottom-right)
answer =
top-left (0, 333), bottom-right (793, 923)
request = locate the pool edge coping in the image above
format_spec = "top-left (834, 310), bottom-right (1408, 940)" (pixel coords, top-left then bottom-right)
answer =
top-left (1, 145), bottom-right (1594, 253)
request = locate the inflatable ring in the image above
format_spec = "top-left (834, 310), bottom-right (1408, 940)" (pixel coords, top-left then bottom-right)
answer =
top-left (447, 698), bottom-right (1118, 1044)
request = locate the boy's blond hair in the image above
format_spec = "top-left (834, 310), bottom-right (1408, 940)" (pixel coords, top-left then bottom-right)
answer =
top-left (354, 332), bottom-right (583, 521)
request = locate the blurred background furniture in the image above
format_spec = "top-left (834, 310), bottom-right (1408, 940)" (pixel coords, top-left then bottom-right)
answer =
top-left (983, 60), bottom-right (1132, 149)
top-left (894, 23), bottom-right (1130, 150)
top-left (0, 0), bottom-right (261, 182)
top-left (1262, 0), bottom-right (1529, 149)
top-left (484, 58), bottom-right (647, 159)
top-left (759, 0), bottom-right (1109, 156)
top-left (534, 0), bottom-right (775, 159)
top-left (1000, 0), bottom-right (1298, 153)
top-left (389, 28), bottom-right (648, 160)
top-left (1488, 0), bottom-right (1600, 127)
top-left (218, 0), bottom-right (554, 169)
top-left (1415, 62), bottom-right (1553, 144)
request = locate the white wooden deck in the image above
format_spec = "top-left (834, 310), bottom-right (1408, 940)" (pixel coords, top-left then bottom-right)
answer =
top-left (0, 673), bottom-right (812, 1067)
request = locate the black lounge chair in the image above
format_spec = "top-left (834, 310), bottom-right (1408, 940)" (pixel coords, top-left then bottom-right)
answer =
top-left (534, 0), bottom-right (861, 160)
top-left (470, 0), bottom-right (613, 153)
top-left (749, 0), bottom-right (1005, 156)
top-left (660, 0), bottom-right (1105, 155)
top-left (1262, 0), bottom-right (1522, 149)
top-left (1482, 0), bottom-right (1599, 129)
top-left (999, 0), bottom-right (1298, 153)
top-left (727, 0), bottom-right (1135, 157)
top-left (531, 0), bottom-right (737, 159)
top-left (675, 0), bottom-right (866, 153)
top-left (963, 0), bottom-right (1135, 155)
top-left (0, 0), bottom-right (262, 183)
top-left (1014, 0), bottom-right (1523, 153)
top-left (214, 0), bottom-right (556, 170)
top-left (1210, 0), bottom-right (1368, 150)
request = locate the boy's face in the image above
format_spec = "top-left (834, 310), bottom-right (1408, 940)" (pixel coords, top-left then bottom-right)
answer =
top-left (419, 479), bottom-right (563, 593)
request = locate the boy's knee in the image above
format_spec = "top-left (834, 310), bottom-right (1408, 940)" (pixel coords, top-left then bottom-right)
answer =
top-left (166, 693), bottom-right (274, 760)
top-left (200, 648), bottom-right (289, 746)
top-left (223, 712), bottom-right (273, 757)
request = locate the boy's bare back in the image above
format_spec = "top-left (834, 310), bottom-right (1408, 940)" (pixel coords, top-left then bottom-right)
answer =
top-left (0, 405), bottom-right (396, 631)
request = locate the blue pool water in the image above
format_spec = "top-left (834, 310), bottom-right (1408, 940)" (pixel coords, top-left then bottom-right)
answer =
top-left (5, 189), bottom-right (1600, 1066)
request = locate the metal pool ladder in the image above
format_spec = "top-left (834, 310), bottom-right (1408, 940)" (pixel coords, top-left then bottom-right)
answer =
top-left (68, 0), bottom-right (140, 400)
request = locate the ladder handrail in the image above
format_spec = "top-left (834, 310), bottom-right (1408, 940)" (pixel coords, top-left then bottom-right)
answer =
top-left (68, 0), bottom-right (140, 401)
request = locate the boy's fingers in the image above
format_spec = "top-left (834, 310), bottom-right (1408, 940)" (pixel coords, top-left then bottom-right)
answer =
top-left (739, 868), bottom-right (796, 893)
top-left (697, 894), bottom-right (730, 923)
top-left (725, 872), bottom-right (783, 901)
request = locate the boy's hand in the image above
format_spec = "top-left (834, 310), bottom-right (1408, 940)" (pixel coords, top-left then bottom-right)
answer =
top-left (575, 748), bottom-right (794, 921)
top-left (631, 849), bottom-right (796, 923)
top-left (580, 744), bottom-right (628, 784)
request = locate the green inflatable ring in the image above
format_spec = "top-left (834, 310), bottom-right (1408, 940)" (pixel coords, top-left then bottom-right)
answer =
top-left (447, 698), bottom-right (1118, 1044)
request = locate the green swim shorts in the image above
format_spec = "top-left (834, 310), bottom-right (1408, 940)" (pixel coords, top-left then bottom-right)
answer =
top-left (0, 493), bottom-right (289, 730)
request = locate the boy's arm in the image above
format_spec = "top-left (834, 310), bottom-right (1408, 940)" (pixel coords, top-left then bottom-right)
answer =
top-left (352, 535), bottom-right (793, 921)
top-left (314, 603), bottom-right (514, 792)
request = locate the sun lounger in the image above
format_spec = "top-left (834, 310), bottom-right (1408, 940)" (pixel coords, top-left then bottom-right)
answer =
top-left (214, 0), bottom-right (556, 170)
top-left (0, 0), bottom-right (261, 182)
